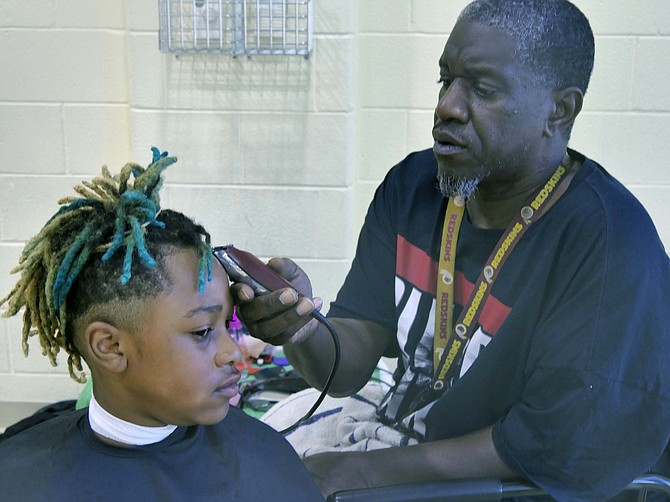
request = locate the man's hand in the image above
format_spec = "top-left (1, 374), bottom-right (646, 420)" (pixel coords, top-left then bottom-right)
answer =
top-left (303, 451), bottom-right (372, 498)
top-left (230, 257), bottom-right (323, 345)
top-left (231, 257), bottom-right (390, 394)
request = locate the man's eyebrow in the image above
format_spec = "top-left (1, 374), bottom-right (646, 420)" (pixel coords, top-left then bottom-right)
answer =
top-left (184, 305), bottom-right (223, 318)
top-left (465, 62), bottom-right (505, 77)
top-left (440, 62), bottom-right (507, 83)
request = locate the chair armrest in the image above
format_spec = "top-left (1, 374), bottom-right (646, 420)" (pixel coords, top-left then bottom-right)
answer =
top-left (327, 477), bottom-right (543, 502)
top-left (327, 473), bottom-right (670, 501)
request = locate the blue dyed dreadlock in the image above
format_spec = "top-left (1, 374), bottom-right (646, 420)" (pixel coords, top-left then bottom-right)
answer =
top-left (0, 148), bottom-right (213, 382)
top-left (51, 147), bottom-right (175, 307)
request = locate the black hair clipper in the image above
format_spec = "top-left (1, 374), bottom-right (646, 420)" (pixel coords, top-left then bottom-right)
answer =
top-left (212, 245), bottom-right (306, 296)
top-left (212, 244), bottom-right (340, 435)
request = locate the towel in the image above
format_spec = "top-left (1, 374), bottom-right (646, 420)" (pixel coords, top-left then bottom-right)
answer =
top-left (261, 381), bottom-right (418, 458)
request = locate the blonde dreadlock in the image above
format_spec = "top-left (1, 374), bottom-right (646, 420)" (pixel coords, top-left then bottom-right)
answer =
top-left (0, 148), bottom-right (213, 383)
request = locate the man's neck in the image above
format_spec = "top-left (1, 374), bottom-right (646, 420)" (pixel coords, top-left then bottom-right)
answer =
top-left (465, 153), bottom-right (580, 230)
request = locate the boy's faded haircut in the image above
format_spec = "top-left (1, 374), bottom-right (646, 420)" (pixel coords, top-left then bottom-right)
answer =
top-left (0, 148), bottom-right (213, 383)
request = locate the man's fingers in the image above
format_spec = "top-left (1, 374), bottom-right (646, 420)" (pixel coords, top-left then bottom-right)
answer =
top-left (230, 282), bottom-right (256, 303)
top-left (227, 257), bottom-right (319, 344)
top-left (234, 289), bottom-right (318, 344)
top-left (267, 257), bottom-right (313, 297)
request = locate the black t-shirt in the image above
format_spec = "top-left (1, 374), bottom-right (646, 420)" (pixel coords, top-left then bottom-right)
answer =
top-left (0, 406), bottom-right (323, 501)
top-left (328, 148), bottom-right (670, 500)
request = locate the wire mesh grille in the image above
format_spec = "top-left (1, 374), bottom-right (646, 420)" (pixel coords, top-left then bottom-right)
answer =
top-left (158, 0), bottom-right (312, 56)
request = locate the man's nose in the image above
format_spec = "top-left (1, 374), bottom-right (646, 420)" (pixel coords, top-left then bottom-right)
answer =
top-left (435, 79), bottom-right (468, 123)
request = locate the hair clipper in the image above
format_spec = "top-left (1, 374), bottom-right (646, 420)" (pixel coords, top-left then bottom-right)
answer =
top-left (212, 245), bottom-right (306, 296)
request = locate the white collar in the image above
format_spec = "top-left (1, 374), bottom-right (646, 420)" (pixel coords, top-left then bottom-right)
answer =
top-left (88, 391), bottom-right (178, 446)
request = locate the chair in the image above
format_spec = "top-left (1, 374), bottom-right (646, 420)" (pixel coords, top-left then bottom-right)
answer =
top-left (327, 474), bottom-right (670, 501)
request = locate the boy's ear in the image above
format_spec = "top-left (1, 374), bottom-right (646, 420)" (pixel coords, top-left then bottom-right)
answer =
top-left (545, 86), bottom-right (584, 138)
top-left (84, 322), bottom-right (129, 374)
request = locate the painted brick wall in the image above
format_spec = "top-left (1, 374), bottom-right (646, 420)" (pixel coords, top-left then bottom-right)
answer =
top-left (0, 0), bottom-right (357, 411)
top-left (0, 0), bottom-right (668, 418)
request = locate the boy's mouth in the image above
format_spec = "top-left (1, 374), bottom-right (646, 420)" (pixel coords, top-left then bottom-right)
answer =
top-left (215, 373), bottom-right (241, 398)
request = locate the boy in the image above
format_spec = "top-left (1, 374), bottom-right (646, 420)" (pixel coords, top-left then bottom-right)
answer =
top-left (0, 149), bottom-right (323, 501)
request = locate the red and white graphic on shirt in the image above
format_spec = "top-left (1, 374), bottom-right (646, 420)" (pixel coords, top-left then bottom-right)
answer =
top-left (396, 235), bottom-right (511, 376)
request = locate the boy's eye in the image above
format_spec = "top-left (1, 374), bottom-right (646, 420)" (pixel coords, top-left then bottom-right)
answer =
top-left (191, 327), bottom-right (213, 339)
top-left (225, 319), bottom-right (231, 330)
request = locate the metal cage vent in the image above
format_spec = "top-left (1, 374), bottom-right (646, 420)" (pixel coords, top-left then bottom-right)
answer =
top-left (158, 0), bottom-right (313, 57)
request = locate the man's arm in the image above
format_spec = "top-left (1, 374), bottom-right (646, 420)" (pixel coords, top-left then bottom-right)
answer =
top-left (284, 316), bottom-right (393, 396)
top-left (304, 426), bottom-right (518, 497)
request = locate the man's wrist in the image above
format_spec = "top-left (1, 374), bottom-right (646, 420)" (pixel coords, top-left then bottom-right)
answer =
top-left (285, 318), bottom-right (320, 345)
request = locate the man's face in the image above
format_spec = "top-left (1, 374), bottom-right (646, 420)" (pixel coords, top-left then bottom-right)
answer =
top-left (119, 248), bottom-right (242, 427)
top-left (433, 20), bottom-right (552, 198)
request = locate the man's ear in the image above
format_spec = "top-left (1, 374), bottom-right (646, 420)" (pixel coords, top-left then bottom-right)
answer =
top-left (545, 86), bottom-right (584, 138)
top-left (84, 322), bottom-right (129, 374)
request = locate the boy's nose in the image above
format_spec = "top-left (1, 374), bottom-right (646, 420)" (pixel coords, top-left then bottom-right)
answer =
top-left (215, 332), bottom-right (243, 367)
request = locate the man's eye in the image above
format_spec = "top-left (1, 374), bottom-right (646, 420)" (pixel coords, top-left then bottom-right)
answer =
top-left (437, 76), bottom-right (452, 87)
top-left (191, 327), bottom-right (213, 339)
top-left (473, 83), bottom-right (497, 97)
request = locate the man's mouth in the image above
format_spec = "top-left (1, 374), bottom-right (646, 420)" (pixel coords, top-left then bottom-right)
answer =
top-left (433, 129), bottom-right (468, 155)
top-left (433, 130), bottom-right (466, 147)
top-left (433, 138), bottom-right (467, 155)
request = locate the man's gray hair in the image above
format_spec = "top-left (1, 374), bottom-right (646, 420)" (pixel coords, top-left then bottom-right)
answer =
top-left (459, 0), bottom-right (595, 93)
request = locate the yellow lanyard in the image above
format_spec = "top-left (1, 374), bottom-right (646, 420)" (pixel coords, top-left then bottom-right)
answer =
top-left (433, 161), bottom-right (571, 390)
top-left (433, 196), bottom-right (465, 374)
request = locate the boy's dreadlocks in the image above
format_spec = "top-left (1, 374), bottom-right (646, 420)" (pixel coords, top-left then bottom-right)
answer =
top-left (0, 148), bottom-right (213, 383)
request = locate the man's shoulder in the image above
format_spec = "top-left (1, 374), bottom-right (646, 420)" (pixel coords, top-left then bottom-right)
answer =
top-left (574, 153), bottom-right (644, 212)
top-left (572, 154), bottom-right (664, 247)
top-left (378, 148), bottom-right (441, 208)
top-left (390, 148), bottom-right (437, 176)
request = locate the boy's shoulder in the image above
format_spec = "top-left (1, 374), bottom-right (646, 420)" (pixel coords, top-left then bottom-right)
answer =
top-left (0, 405), bottom-right (279, 450)
top-left (0, 406), bottom-right (322, 501)
top-left (0, 406), bottom-right (86, 495)
top-left (204, 406), bottom-right (306, 455)
top-left (216, 405), bottom-right (285, 436)
top-left (0, 405), bottom-right (287, 454)
top-left (0, 406), bottom-right (321, 501)
top-left (0, 406), bottom-right (84, 452)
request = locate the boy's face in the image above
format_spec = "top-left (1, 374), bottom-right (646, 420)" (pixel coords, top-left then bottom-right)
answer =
top-left (118, 248), bottom-right (242, 427)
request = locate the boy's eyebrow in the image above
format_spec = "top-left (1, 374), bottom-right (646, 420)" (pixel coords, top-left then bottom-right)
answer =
top-left (184, 305), bottom-right (224, 318)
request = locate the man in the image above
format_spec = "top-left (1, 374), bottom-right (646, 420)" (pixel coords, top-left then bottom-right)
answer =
top-left (234, 1), bottom-right (670, 500)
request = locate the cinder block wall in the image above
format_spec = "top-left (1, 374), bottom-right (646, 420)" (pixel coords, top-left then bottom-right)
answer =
top-left (1, 1), bottom-right (668, 424)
